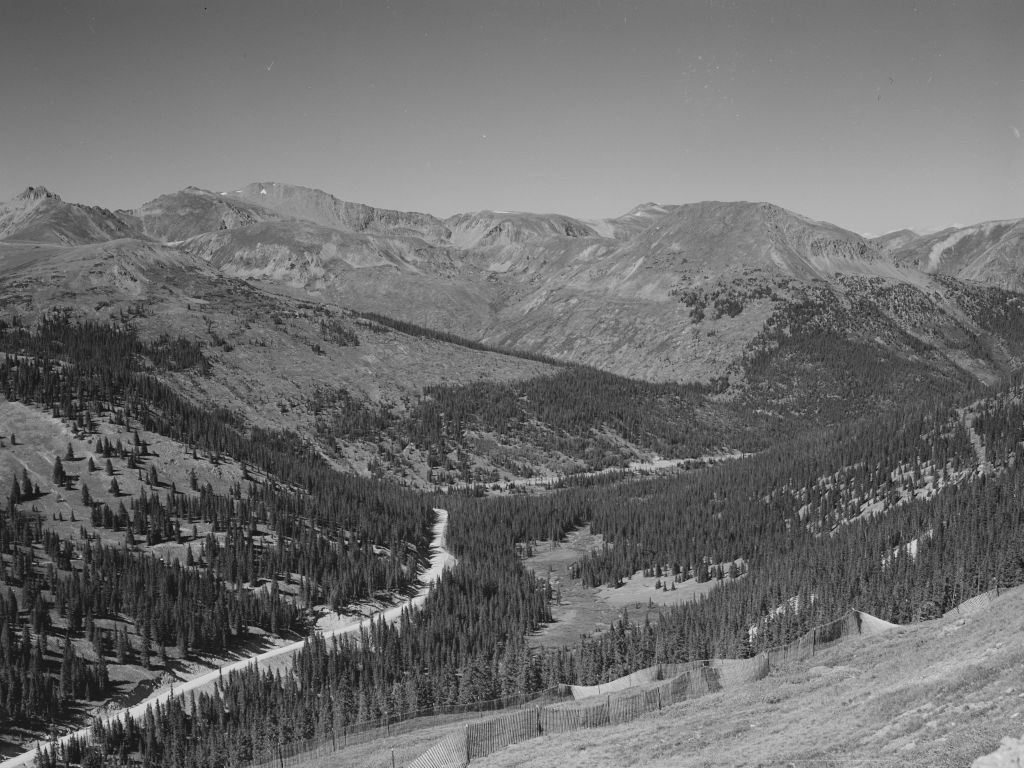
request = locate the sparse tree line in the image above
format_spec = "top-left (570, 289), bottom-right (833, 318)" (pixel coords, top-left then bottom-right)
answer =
top-left (570, 402), bottom-right (978, 588)
top-left (30, 403), bottom-right (1024, 768)
top-left (31, 533), bottom-right (557, 768)
top-left (738, 284), bottom-right (985, 425)
top-left (11, 309), bottom-right (1024, 768)
top-left (972, 388), bottom-right (1024, 467)
top-left (0, 313), bottom-right (435, 735)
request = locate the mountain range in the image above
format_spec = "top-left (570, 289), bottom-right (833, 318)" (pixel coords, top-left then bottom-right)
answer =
top-left (1, 181), bottom-right (1022, 481)
top-left (3, 181), bottom-right (1024, 767)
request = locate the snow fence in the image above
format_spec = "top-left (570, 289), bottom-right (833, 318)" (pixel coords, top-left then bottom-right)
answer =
top-left (245, 687), bottom-right (571, 768)
top-left (407, 609), bottom-right (906, 767)
top-left (942, 588), bottom-right (1001, 619)
top-left (249, 595), bottom-right (1000, 768)
top-left (406, 654), bottom-right (769, 768)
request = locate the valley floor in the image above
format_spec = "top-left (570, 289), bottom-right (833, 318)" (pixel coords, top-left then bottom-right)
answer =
top-left (524, 526), bottom-right (732, 648)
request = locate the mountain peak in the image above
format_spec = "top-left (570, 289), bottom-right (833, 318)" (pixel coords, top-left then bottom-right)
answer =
top-left (624, 202), bottom-right (670, 218)
top-left (16, 186), bottom-right (61, 203)
top-left (1, 186), bottom-right (140, 244)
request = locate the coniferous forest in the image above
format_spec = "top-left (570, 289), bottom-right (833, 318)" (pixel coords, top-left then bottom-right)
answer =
top-left (2, 312), bottom-right (1024, 768)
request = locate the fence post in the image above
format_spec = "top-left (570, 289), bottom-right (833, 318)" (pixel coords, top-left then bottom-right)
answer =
top-left (657, 687), bottom-right (661, 710)
top-left (536, 705), bottom-right (542, 736)
top-left (465, 724), bottom-right (470, 764)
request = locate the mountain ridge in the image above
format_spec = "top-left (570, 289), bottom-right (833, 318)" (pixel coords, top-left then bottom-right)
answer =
top-left (2, 182), bottom-right (1022, 390)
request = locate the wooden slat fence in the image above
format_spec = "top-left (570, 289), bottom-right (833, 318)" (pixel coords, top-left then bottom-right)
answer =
top-left (246, 596), bottom-right (1000, 768)
top-left (406, 609), bottom-right (911, 766)
top-left (406, 731), bottom-right (468, 768)
top-left (466, 709), bottom-right (540, 759)
top-left (942, 588), bottom-right (999, 618)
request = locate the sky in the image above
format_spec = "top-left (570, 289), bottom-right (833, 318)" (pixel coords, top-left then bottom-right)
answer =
top-left (0, 0), bottom-right (1021, 235)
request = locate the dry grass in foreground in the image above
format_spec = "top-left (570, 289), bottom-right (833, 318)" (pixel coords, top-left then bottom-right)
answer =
top-left (472, 586), bottom-right (1024, 768)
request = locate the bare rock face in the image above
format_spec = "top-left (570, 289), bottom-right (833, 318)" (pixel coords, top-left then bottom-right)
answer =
top-left (871, 228), bottom-right (921, 254)
top-left (445, 210), bottom-right (599, 249)
top-left (890, 219), bottom-right (1024, 291)
top-left (972, 733), bottom-right (1024, 767)
top-left (4, 182), bottom-right (1024, 389)
top-left (232, 182), bottom-right (453, 244)
top-left (125, 188), bottom-right (1024, 385)
top-left (17, 185), bottom-right (61, 202)
top-left (124, 186), bottom-right (282, 242)
top-left (0, 185), bottom-right (140, 245)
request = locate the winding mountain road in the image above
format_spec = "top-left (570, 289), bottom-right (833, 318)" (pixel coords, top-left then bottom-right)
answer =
top-left (0, 509), bottom-right (455, 768)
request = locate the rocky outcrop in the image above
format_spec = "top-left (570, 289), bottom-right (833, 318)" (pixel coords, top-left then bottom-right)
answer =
top-left (125, 186), bottom-right (282, 242)
top-left (890, 220), bottom-right (1024, 290)
top-left (0, 186), bottom-right (140, 244)
top-left (232, 182), bottom-right (452, 244)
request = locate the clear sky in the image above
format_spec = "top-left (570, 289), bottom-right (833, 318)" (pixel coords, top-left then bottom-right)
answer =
top-left (1, 0), bottom-right (1021, 234)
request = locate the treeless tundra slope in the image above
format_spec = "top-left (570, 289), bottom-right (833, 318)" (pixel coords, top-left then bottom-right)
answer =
top-left (477, 586), bottom-right (1024, 768)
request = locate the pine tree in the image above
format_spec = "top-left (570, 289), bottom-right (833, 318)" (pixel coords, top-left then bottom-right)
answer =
top-left (140, 623), bottom-right (151, 669)
top-left (115, 627), bottom-right (127, 664)
top-left (59, 639), bottom-right (75, 700)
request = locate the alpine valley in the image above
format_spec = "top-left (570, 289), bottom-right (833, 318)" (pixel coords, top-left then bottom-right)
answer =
top-left (1, 182), bottom-right (1023, 768)
top-left (3, 182), bottom-right (1023, 484)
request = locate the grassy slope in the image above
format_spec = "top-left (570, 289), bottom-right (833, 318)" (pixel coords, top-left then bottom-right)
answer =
top-left (0, 239), bottom-right (560, 487)
top-left (281, 587), bottom-right (1024, 768)
top-left (0, 398), bottom-right (302, 756)
top-left (475, 587), bottom-right (1024, 768)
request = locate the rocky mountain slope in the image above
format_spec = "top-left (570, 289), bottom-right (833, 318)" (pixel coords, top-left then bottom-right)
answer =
top-left (888, 219), bottom-right (1024, 291)
top-left (0, 186), bottom-right (140, 244)
top-left (10, 182), bottom-right (1019, 388)
top-left (2, 183), bottom-right (1022, 482)
top-left (232, 181), bottom-right (453, 244)
top-left (121, 185), bottom-right (283, 242)
top-left (165, 185), bottom-right (1024, 386)
top-left (0, 230), bottom-right (557, 485)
